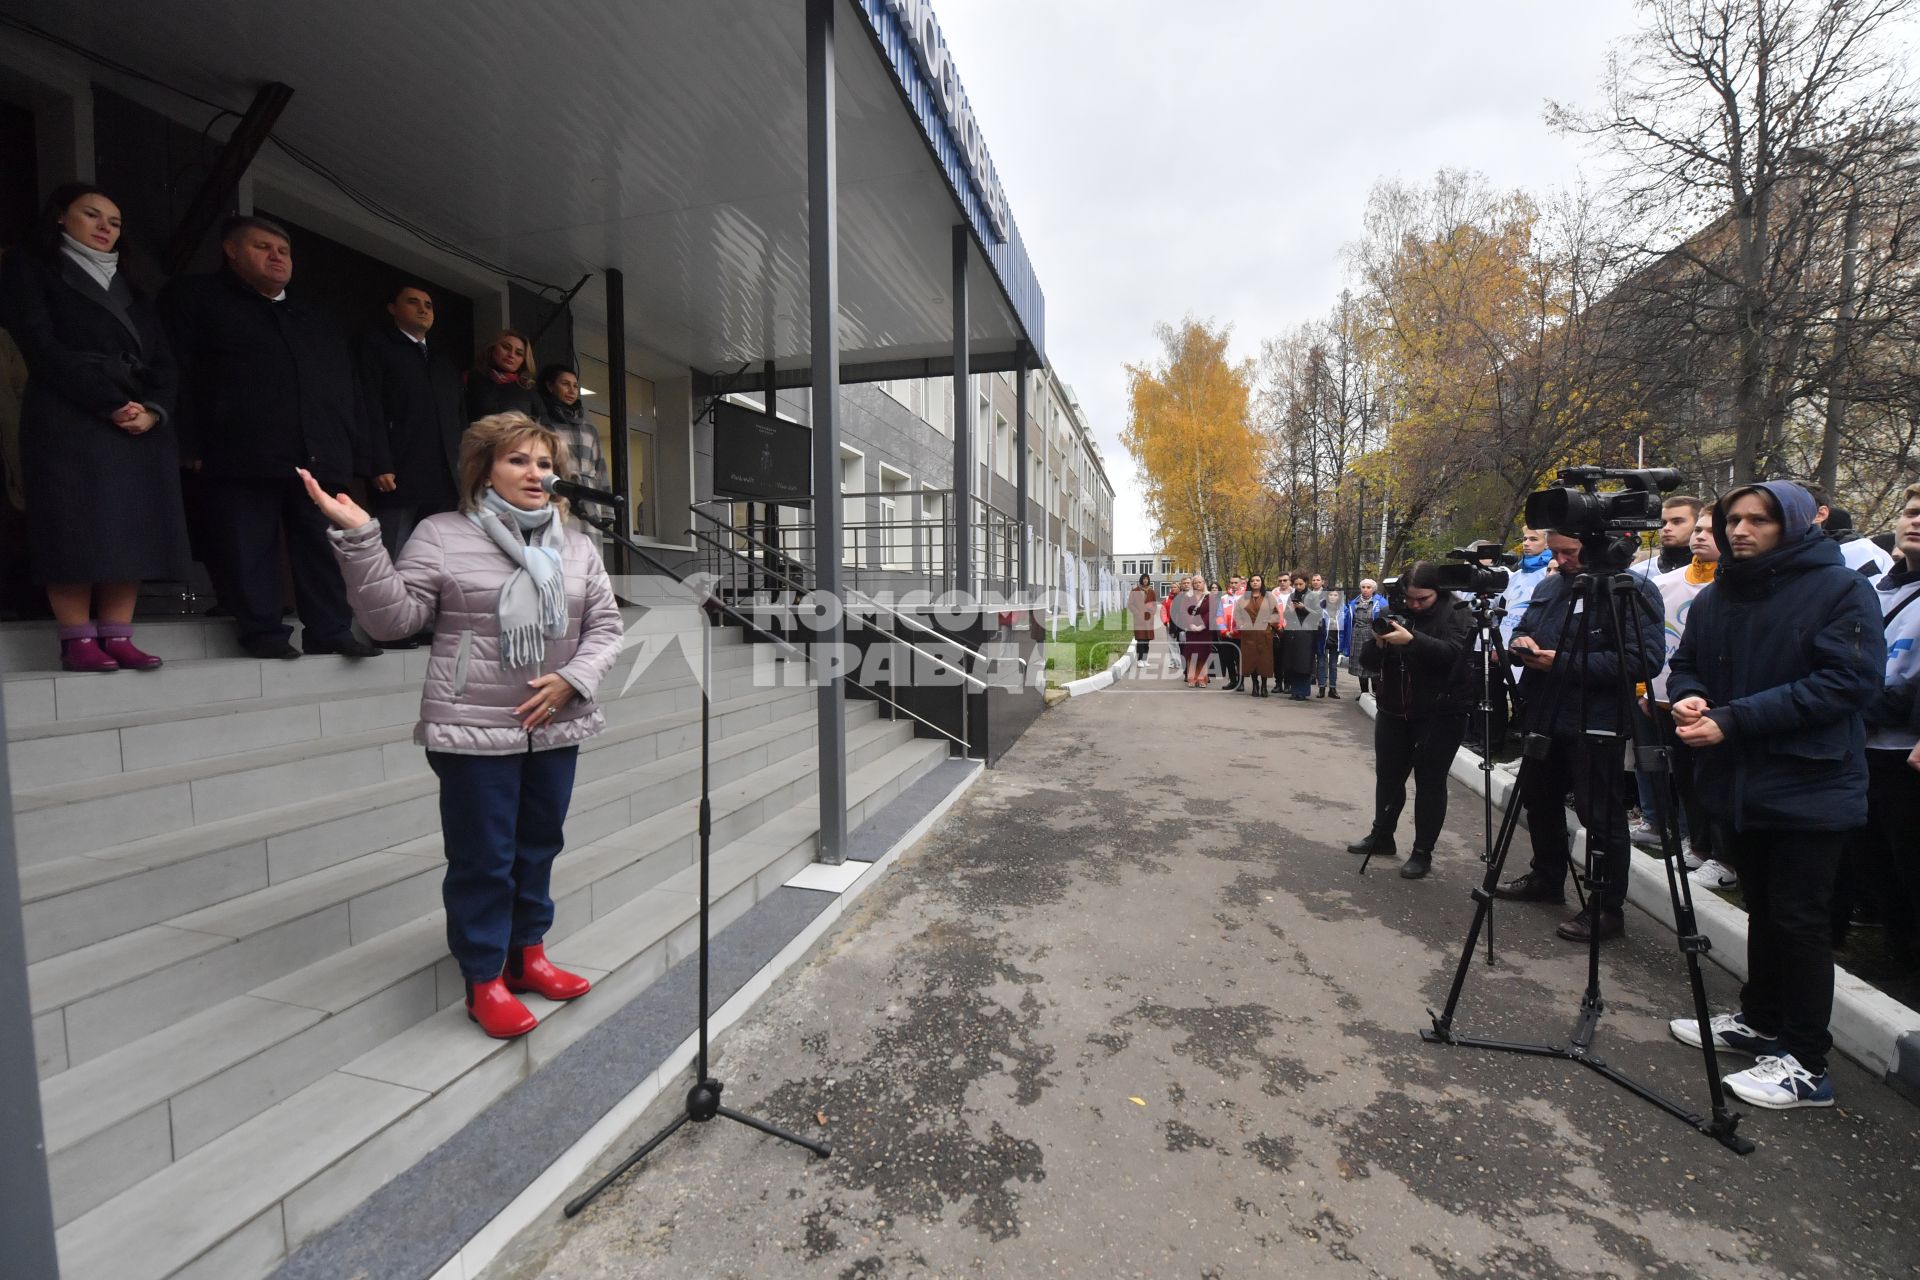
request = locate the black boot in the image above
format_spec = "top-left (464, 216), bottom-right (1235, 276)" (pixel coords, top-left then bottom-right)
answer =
top-left (1399, 850), bottom-right (1432, 879)
top-left (1346, 832), bottom-right (1397, 859)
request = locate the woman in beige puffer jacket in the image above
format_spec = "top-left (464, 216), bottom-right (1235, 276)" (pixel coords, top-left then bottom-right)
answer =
top-left (301, 412), bottom-right (624, 1039)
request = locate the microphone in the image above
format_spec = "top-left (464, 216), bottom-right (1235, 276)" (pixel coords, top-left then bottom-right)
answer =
top-left (539, 472), bottom-right (620, 508)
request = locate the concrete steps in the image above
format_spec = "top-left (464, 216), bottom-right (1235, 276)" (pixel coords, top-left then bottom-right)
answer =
top-left (13, 656), bottom-right (779, 974)
top-left (4, 607), bottom-right (957, 1279)
top-left (49, 737), bottom-right (948, 1280)
top-left (9, 640), bottom-right (764, 868)
top-left (25, 683), bottom-right (827, 1072)
top-left (35, 705), bottom-right (911, 1227)
top-left (0, 615), bottom-right (306, 671)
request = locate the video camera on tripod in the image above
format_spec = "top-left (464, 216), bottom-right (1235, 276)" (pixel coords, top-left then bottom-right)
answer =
top-left (1525, 466), bottom-right (1684, 570)
top-left (1423, 462), bottom-right (1755, 1156)
top-left (1439, 541), bottom-right (1516, 596)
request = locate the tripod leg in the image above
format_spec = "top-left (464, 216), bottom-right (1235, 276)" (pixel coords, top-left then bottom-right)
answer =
top-left (1641, 701), bottom-right (1750, 1148)
top-left (563, 1110), bottom-right (691, 1217)
top-left (716, 1104), bottom-right (833, 1157)
top-left (1428, 748), bottom-right (1534, 1035)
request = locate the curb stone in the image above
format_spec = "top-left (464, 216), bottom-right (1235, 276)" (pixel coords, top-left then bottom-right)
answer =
top-left (1064, 647), bottom-right (1134, 697)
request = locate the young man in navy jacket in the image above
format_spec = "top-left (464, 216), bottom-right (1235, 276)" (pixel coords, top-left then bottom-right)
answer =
top-left (1665, 480), bottom-right (1886, 1110)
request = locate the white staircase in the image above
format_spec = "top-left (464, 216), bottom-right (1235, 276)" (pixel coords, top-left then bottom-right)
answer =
top-left (3, 605), bottom-right (950, 1280)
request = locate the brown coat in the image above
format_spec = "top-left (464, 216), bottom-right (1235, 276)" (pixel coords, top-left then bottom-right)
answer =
top-left (1235, 593), bottom-right (1279, 677)
top-left (1127, 586), bottom-right (1159, 641)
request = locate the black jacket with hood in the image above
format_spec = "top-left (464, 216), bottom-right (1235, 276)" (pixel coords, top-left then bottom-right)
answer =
top-left (1666, 481), bottom-right (1886, 832)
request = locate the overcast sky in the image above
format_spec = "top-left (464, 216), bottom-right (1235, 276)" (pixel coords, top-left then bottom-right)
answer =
top-left (933, 0), bottom-right (1645, 555)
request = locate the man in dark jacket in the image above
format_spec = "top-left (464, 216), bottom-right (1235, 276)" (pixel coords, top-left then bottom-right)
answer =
top-left (1492, 531), bottom-right (1665, 943)
top-left (1665, 480), bottom-right (1885, 1111)
top-left (360, 281), bottom-right (465, 559)
top-left (162, 216), bottom-right (378, 659)
top-left (1346, 563), bottom-right (1477, 879)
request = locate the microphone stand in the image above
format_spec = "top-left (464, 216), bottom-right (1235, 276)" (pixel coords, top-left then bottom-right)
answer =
top-left (563, 502), bottom-right (829, 1220)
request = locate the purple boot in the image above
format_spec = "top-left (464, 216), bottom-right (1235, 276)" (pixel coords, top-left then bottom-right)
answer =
top-left (97, 621), bottom-right (163, 670)
top-left (59, 622), bottom-right (120, 673)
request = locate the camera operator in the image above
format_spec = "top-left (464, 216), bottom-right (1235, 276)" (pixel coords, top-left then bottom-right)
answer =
top-left (1492, 530), bottom-right (1665, 944)
top-left (1344, 563), bottom-right (1477, 880)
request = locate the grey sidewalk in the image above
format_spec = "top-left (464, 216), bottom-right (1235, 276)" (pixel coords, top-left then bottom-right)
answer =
top-left (490, 676), bottom-right (1920, 1279)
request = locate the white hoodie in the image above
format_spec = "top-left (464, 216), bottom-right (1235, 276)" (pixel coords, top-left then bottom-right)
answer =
top-left (1868, 563), bottom-right (1920, 752)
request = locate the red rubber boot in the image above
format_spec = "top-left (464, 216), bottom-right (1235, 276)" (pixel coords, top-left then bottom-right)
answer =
top-left (96, 622), bottom-right (164, 670)
top-left (59, 624), bottom-right (119, 673)
top-left (504, 943), bottom-right (592, 1001)
top-left (465, 977), bottom-right (537, 1038)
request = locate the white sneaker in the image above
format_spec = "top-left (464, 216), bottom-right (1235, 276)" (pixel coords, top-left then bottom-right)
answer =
top-left (1668, 1012), bottom-right (1781, 1058)
top-left (1681, 841), bottom-right (1706, 872)
top-left (1688, 859), bottom-right (1738, 890)
top-left (1722, 1054), bottom-right (1835, 1109)
top-left (1628, 817), bottom-right (1659, 846)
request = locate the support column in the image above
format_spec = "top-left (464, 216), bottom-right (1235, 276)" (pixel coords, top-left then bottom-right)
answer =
top-left (1014, 346), bottom-right (1030, 599)
top-left (807, 0), bottom-right (848, 863)
top-left (951, 227), bottom-right (972, 599)
top-left (0, 697), bottom-right (58, 1280)
top-left (604, 267), bottom-right (631, 579)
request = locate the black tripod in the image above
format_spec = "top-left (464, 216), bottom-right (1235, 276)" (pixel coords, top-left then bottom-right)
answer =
top-left (1453, 592), bottom-right (1524, 967)
top-left (1421, 544), bottom-right (1753, 1155)
top-left (564, 513), bottom-right (830, 1220)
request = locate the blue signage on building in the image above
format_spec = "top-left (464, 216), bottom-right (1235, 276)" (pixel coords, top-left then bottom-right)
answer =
top-left (872, 0), bottom-right (1011, 242)
top-left (854, 0), bottom-right (1047, 362)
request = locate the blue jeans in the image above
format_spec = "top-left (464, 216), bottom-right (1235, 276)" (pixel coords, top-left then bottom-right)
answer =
top-left (1315, 634), bottom-right (1339, 690)
top-left (428, 746), bottom-right (580, 981)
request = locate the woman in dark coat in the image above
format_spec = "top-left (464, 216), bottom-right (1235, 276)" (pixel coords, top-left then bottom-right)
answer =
top-left (0, 184), bottom-right (190, 671)
top-left (1278, 572), bottom-right (1323, 700)
top-left (464, 329), bottom-right (542, 423)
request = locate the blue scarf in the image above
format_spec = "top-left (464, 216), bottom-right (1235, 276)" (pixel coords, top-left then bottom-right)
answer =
top-left (1520, 548), bottom-right (1552, 572)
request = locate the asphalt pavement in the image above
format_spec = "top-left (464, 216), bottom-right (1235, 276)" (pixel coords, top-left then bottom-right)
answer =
top-left (489, 647), bottom-right (1920, 1279)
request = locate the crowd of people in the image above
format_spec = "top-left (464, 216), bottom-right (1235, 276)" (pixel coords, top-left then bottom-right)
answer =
top-left (1124, 571), bottom-right (1386, 701)
top-left (1351, 482), bottom-right (1918, 1112)
top-left (1126, 477), bottom-right (1917, 1112)
top-left (1, 184), bottom-right (614, 670)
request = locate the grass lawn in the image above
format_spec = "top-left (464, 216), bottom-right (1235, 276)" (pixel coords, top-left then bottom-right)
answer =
top-left (1042, 611), bottom-right (1138, 684)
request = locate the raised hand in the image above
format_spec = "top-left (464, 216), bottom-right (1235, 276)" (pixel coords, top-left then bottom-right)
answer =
top-left (297, 467), bottom-right (372, 531)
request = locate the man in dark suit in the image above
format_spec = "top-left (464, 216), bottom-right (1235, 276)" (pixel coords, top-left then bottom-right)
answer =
top-left (162, 215), bottom-right (379, 659)
top-left (361, 281), bottom-right (465, 558)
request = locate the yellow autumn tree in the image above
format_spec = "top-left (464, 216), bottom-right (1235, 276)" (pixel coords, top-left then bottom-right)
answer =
top-left (1354, 172), bottom-right (1650, 557)
top-left (1122, 319), bottom-right (1261, 580)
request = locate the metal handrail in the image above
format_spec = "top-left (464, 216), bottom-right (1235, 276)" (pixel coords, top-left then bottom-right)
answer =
top-left (684, 525), bottom-right (990, 693)
top-left (592, 512), bottom-right (973, 750)
top-left (687, 506), bottom-right (1024, 677)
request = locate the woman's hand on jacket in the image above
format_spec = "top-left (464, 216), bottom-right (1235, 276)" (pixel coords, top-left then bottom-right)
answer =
top-left (516, 672), bottom-right (577, 730)
top-left (298, 466), bottom-right (371, 531)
